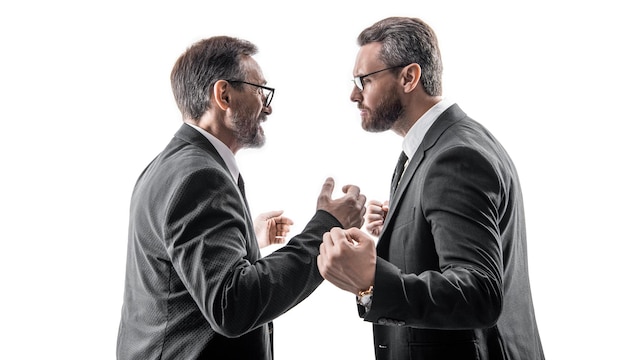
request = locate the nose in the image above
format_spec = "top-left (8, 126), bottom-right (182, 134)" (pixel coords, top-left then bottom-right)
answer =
top-left (263, 104), bottom-right (272, 115)
top-left (350, 85), bottom-right (362, 103)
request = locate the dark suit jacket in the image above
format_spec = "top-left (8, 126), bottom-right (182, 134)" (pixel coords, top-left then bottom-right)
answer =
top-left (117, 124), bottom-right (341, 359)
top-left (363, 105), bottom-right (544, 360)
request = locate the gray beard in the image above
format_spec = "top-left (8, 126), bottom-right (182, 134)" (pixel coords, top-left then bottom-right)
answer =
top-left (232, 111), bottom-right (265, 149)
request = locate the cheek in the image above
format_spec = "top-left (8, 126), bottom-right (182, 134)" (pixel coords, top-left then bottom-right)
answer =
top-left (232, 99), bottom-right (258, 119)
top-left (360, 93), bottom-right (379, 110)
top-left (362, 84), bottom-right (384, 104)
top-left (243, 97), bottom-right (263, 116)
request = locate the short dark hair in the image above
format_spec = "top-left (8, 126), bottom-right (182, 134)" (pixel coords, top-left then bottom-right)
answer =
top-left (170, 36), bottom-right (257, 120)
top-left (358, 17), bottom-right (443, 96)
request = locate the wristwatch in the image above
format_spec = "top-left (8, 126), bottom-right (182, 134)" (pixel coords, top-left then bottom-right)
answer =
top-left (357, 286), bottom-right (374, 307)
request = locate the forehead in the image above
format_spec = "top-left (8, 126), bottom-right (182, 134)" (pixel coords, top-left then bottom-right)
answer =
top-left (240, 55), bottom-right (266, 83)
top-left (354, 42), bottom-right (385, 75)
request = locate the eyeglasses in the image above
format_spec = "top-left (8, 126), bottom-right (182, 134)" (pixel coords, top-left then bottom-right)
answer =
top-left (352, 65), bottom-right (408, 92)
top-left (227, 80), bottom-right (275, 107)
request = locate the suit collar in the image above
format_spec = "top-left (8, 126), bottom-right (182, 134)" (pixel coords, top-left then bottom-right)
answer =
top-left (173, 123), bottom-right (232, 176)
top-left (183, 123), bottom-right (240, 182)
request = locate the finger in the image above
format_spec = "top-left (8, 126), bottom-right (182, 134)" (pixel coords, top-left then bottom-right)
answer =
top-left (358, 194), bottom-right (367, 207)
top-left (321, 230), bottom-right (335, 248)
top-left (365, 223), bottom-right (382, 237)
top-left (345, 227), bottom-right (370, 245)
top-left (365, 221), bottom-right (375, 230)
top-left (367, 202), bottom-right (383, 212)
top-left (365, 222), bottom-right (381, 236)
top-left (365, 219), bottom-right (382, 231)
top-left (272, 236), bottom-right (286, 245)
top-left (278, 216), bottom-right (295, 226)
top-left (276, 227), bottom-right (290, 237)
top-left (368, 199), bottom-right (384, 207)
top-left (330, 227), bottom-right (352, 247)
top-left (366, 209), bottom-right (383, 221)
top-left (319, 236), bottom-right (328, 259)
top-left (319, 177), bottom-right (335, 198)
top-left (365, 217), bottom-right (381, 227)
top-left (342, 184), bottom-right (361, 197)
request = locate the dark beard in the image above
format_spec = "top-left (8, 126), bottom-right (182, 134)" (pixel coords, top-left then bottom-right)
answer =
top-left (232, 109), bottom-right (266, 149)
top-left (363, 91), bottom-right (403, 133)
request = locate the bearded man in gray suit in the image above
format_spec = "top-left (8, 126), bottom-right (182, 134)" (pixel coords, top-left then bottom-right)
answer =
top-left (117, 36), bottom-right (366, 360)
top-left (317, 17), bottom-right (544, 360)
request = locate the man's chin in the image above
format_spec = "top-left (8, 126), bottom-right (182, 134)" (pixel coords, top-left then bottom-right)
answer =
top-left (246, 135), bottom-right (266, 149)
top-left (362, 119), bottom-right (383, 133)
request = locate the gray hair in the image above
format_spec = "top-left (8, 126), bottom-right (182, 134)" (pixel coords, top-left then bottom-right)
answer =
top-left (358, 17), bottom-right (443, 96)
top-left (170, 36), bottom-right (257, 120)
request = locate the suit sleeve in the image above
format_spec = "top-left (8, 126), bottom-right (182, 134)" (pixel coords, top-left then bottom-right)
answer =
top-left (364, 146), bottom-right (504, 329)
top-left (164, 167), bottom-right (341, 337)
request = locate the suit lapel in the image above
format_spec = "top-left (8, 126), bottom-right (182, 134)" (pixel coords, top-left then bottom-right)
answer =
top-left (377, 104), bottom-right (467, 250)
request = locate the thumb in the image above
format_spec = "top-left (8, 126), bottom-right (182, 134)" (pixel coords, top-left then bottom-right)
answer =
top-left (259, 210), bottom-right (284, 220)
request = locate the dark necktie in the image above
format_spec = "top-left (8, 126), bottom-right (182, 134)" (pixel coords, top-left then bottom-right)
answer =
top-left (390, 151), bottom-right (408, 196)
top-left (237, 173), bottom-right (251, 211)
top-left (237, 174), bottom-right (246, 199)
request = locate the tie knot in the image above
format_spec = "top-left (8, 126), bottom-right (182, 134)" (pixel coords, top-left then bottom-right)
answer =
top-left (398, 151), bottom-right (408, 165)
top-left (237, 174), bottom-right (246, 197)
top-left (396, 151), bottom-right (408, 173)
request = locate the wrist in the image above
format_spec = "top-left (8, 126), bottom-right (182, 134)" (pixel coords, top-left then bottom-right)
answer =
top-left (357, 285), bottom-right (374, 308)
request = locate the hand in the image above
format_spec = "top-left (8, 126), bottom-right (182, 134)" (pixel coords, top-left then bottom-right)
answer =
top-left (316, 177), bottom-right (366, 229)
top-left (254, 210), bottom-right (294, 248)
top-left (317, 227), bottom-right (376, 295)
top-left (365, 200), bottom-right (389, 237)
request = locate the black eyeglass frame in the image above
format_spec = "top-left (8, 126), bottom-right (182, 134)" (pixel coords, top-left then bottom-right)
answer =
top-left (227, 80), bottom-right (275, 107)
top-left (352, 65), bottom-right (409, 91)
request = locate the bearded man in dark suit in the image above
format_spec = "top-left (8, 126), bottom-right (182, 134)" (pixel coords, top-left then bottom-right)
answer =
top-left (116, 36), bottom-right (366, 360)
top-left (317, 17), bottom-right (544, 360)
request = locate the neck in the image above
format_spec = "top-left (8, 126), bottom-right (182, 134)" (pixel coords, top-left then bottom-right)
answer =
top-left (392, 95), bottom-right (442, 137)
top-left (184, 117), bottom-right (240, 154)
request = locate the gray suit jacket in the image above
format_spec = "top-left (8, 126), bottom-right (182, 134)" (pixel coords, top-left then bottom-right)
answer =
top-left (363, 105), bottom-right (544, 359)
top-left (117, 124), bottom-right (341, 359)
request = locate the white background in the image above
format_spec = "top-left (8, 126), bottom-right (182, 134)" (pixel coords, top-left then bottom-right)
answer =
top-left (1, 1), bottom-right (624, 359)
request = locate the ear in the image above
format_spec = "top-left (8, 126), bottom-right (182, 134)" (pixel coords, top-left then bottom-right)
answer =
top-left (213, 80), bottom-right (231, 111)
top-left (401, 63), bottom-right (421, 93)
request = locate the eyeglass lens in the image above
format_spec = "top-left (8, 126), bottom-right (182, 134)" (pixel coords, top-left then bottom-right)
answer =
top-left (262, 88), bottom-right (273, 107)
